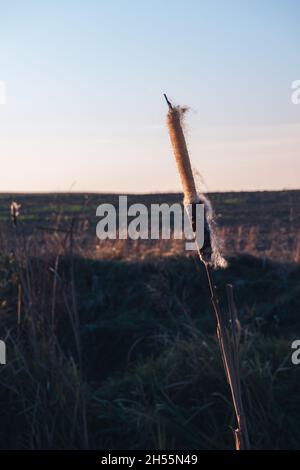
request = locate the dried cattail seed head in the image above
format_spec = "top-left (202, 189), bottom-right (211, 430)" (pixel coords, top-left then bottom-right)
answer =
top-left (166, 105), bottom-right (198, 205)
top-left (165, 96), bottom-right (227, 268)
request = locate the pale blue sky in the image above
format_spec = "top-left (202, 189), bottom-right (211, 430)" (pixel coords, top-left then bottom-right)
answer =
top-left (0, 0), bottom-right (300, 192)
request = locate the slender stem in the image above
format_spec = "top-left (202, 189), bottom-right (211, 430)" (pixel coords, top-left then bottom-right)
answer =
top-left (203, 261), bottom-right (250, 450)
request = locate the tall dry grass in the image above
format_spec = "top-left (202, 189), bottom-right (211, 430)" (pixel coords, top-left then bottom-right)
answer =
top-left (0, 218), bottom-right (90, 449)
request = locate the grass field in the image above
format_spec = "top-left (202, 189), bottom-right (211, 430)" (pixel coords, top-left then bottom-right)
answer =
top-left (0, 190), bottom-right (299, 449)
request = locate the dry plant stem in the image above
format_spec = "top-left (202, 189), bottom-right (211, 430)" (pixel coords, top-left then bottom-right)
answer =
top-left (226, 284), bottom-right (250, 450)
top-left (204, 263), bottom-right (250, 450)
top-left (51, 255), bottom-right (60, 332)
top-left (165, 94), bottom-right (250, 450)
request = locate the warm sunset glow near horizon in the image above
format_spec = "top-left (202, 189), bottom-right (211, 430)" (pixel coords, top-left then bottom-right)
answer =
top-left (0, 1), bottom-right (300, 193)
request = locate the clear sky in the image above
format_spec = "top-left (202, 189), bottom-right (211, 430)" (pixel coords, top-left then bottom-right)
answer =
top-left (0, 0), bottom-right (300, 193)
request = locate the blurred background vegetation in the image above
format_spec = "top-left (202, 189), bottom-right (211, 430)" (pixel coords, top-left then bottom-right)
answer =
top-left (0, 190), bottom-right (299, 449)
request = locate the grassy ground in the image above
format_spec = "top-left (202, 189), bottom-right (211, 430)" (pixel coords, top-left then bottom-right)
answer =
top-left (0, 191), bottom-right (299, 449)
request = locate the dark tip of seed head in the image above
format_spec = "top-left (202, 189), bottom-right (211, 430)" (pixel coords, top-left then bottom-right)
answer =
top-left (163, 94), bottom-right (173, 110)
